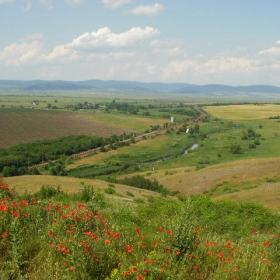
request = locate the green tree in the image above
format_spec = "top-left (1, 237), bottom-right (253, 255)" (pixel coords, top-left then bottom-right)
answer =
top-left (230, 144), bottom-right (242, 154)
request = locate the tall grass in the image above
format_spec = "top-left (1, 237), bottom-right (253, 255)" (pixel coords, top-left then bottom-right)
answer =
top-left (1, 178), bottom-right (280, 279)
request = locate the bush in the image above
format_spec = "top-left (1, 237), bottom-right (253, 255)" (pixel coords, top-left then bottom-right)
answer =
top-left (126, 191), bottom-right (134, 197)
top-left (104, 187), bottom-right (116, 195)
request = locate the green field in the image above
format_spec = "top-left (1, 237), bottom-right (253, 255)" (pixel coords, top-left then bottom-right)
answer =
top-left (1, 93), bottom-right (280, 210)
top-left (2, 94), bottom-right (280, 279)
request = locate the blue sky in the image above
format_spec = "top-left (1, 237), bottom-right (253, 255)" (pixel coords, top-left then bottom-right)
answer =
top-left (1, 0), bottom-right (280, 86)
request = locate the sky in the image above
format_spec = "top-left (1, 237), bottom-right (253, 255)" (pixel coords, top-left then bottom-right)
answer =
top-left (1, 0), bottom-right (280, 86)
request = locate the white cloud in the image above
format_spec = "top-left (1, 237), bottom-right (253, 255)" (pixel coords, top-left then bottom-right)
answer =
top-left (153, 47), bottom-right (184, 57)
top-left (130, 3), bottom-right (164, 16)
top-left (0, 41), bottom-right (43, 66)
top-left (87, 52), bottom-right (136, 61)
top-left (20, 33), bottom-right (44, 42)
top-left (101, 0), bottom-right (131, 9)
top-left (66, 26), bottom-right (160, 49)
top-left (259, 47), bottom-right (280, 56)
top-left (0, 0), bottom-right (14, 3)
top-left (40, 0), bottom-right (53, 9)
top-left (150, 38), bottom-right (183, 48)
top-left (258, 40), bottom-right (280, 57)
top-left (23, 0), bottom-right (32, 11)
top-left (41, 45), bottom-right (78, 62)
top-left (64, 0), bottom-right (83, 4)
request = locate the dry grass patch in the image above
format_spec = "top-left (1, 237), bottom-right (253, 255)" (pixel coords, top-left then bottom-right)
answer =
top-left (68, 150), bottom-right (120, 168)
top-left (137, 157), bottom-right (280, 196)
top-left (5, 175), bottom-right (160, 201)
top-left (213, 182), bottom-right (280, 211)
top-left (205, 104), bottom-right (280, 120)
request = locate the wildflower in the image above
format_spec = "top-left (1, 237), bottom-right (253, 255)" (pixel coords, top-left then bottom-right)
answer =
top-left (263, 242), bottom-right (270, 247)
top-left (234, 267), bottom-right (238, 272)
top-left (218, 252), bottom-right (223, 260)
top-left (193, 266), bottom-right (198, 270)
top-left (63, 262), bottom-right (68, 266)
top-left (70, 266), bottom-right (75, 271)
top-left (195, 228), bottom-right (199, 232)
top-left (208, 250), bottom-right (213, 255)
top-left (2, 232), bottom-right (8, 238)
top-left (91, 254), bottom-right (96, 258)
top-left (176, 251), bottom-right (181, 255)
top-left (143, 268), bottom-right (148, 275)
top-left (135, 228), bottom-right (140, 233)
top-left (158, 227), bottom-right (164, 232)
top-left (105, 239), bottom-right (111, 244)
top-left (167, 229), bottom-right (172, 235)
top-left (126, 245), bottom-right (133, 252)
top-left (137, 275), bottom-right (143, 280)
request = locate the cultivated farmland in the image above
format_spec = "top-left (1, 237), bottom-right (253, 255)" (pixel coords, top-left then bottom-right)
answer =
top-left (0, 108), bottom-right (137, 148)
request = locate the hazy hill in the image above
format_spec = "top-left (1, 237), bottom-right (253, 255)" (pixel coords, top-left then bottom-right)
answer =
top-left (1, 79), bottom-right (280, 95)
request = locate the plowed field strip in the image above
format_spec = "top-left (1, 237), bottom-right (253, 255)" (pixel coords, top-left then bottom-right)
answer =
top-left (0, 109), bottom-right (136, 148)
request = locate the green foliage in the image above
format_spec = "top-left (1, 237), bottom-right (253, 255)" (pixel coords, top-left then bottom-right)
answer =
top-left (112, 175), bottom-right (167, 194)
top-left (1, 178), bottom-right (280, 279)
top-left (104, 187), bottom-right (116, 195)
top-left (126, 191), bottom-right (134, 197)
top-left (179, 196), bottom-right (279, 238)
top-left (230, 144), bottom-right (242, 154)
top-left (79, 185), bottom-right (95, 202)
top-left (241, 128), bottom-right (262, 140)
top-left (34, 185), bottom-right (64, 200)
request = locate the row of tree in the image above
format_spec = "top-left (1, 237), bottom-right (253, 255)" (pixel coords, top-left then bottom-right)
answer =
top-left (0, 133), bottom-right (132, 175)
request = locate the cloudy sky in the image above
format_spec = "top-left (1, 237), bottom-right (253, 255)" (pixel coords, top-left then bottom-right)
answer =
top-left (1, 0), bottom-right (280, 86)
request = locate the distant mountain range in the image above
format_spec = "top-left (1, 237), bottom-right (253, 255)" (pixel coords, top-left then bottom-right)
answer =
top-left (1, 79), bottom-right (280, 95)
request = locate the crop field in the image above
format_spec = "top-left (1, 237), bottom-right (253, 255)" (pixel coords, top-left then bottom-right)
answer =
top-left (0, 108), bottom-right (136, 148)
top-left (2, 99), bottom-right (280, 211)
top-left (76, 110), bottom-right (167, 132)
top-left (205, 104), bottom-right (280, 120)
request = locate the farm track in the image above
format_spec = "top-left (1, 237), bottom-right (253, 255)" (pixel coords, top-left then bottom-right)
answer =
top-left (29, 107), bottom-right (207, 170)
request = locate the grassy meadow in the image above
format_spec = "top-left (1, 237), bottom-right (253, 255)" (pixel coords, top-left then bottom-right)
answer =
top-left (1, 93), bottom-right (280, 279)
